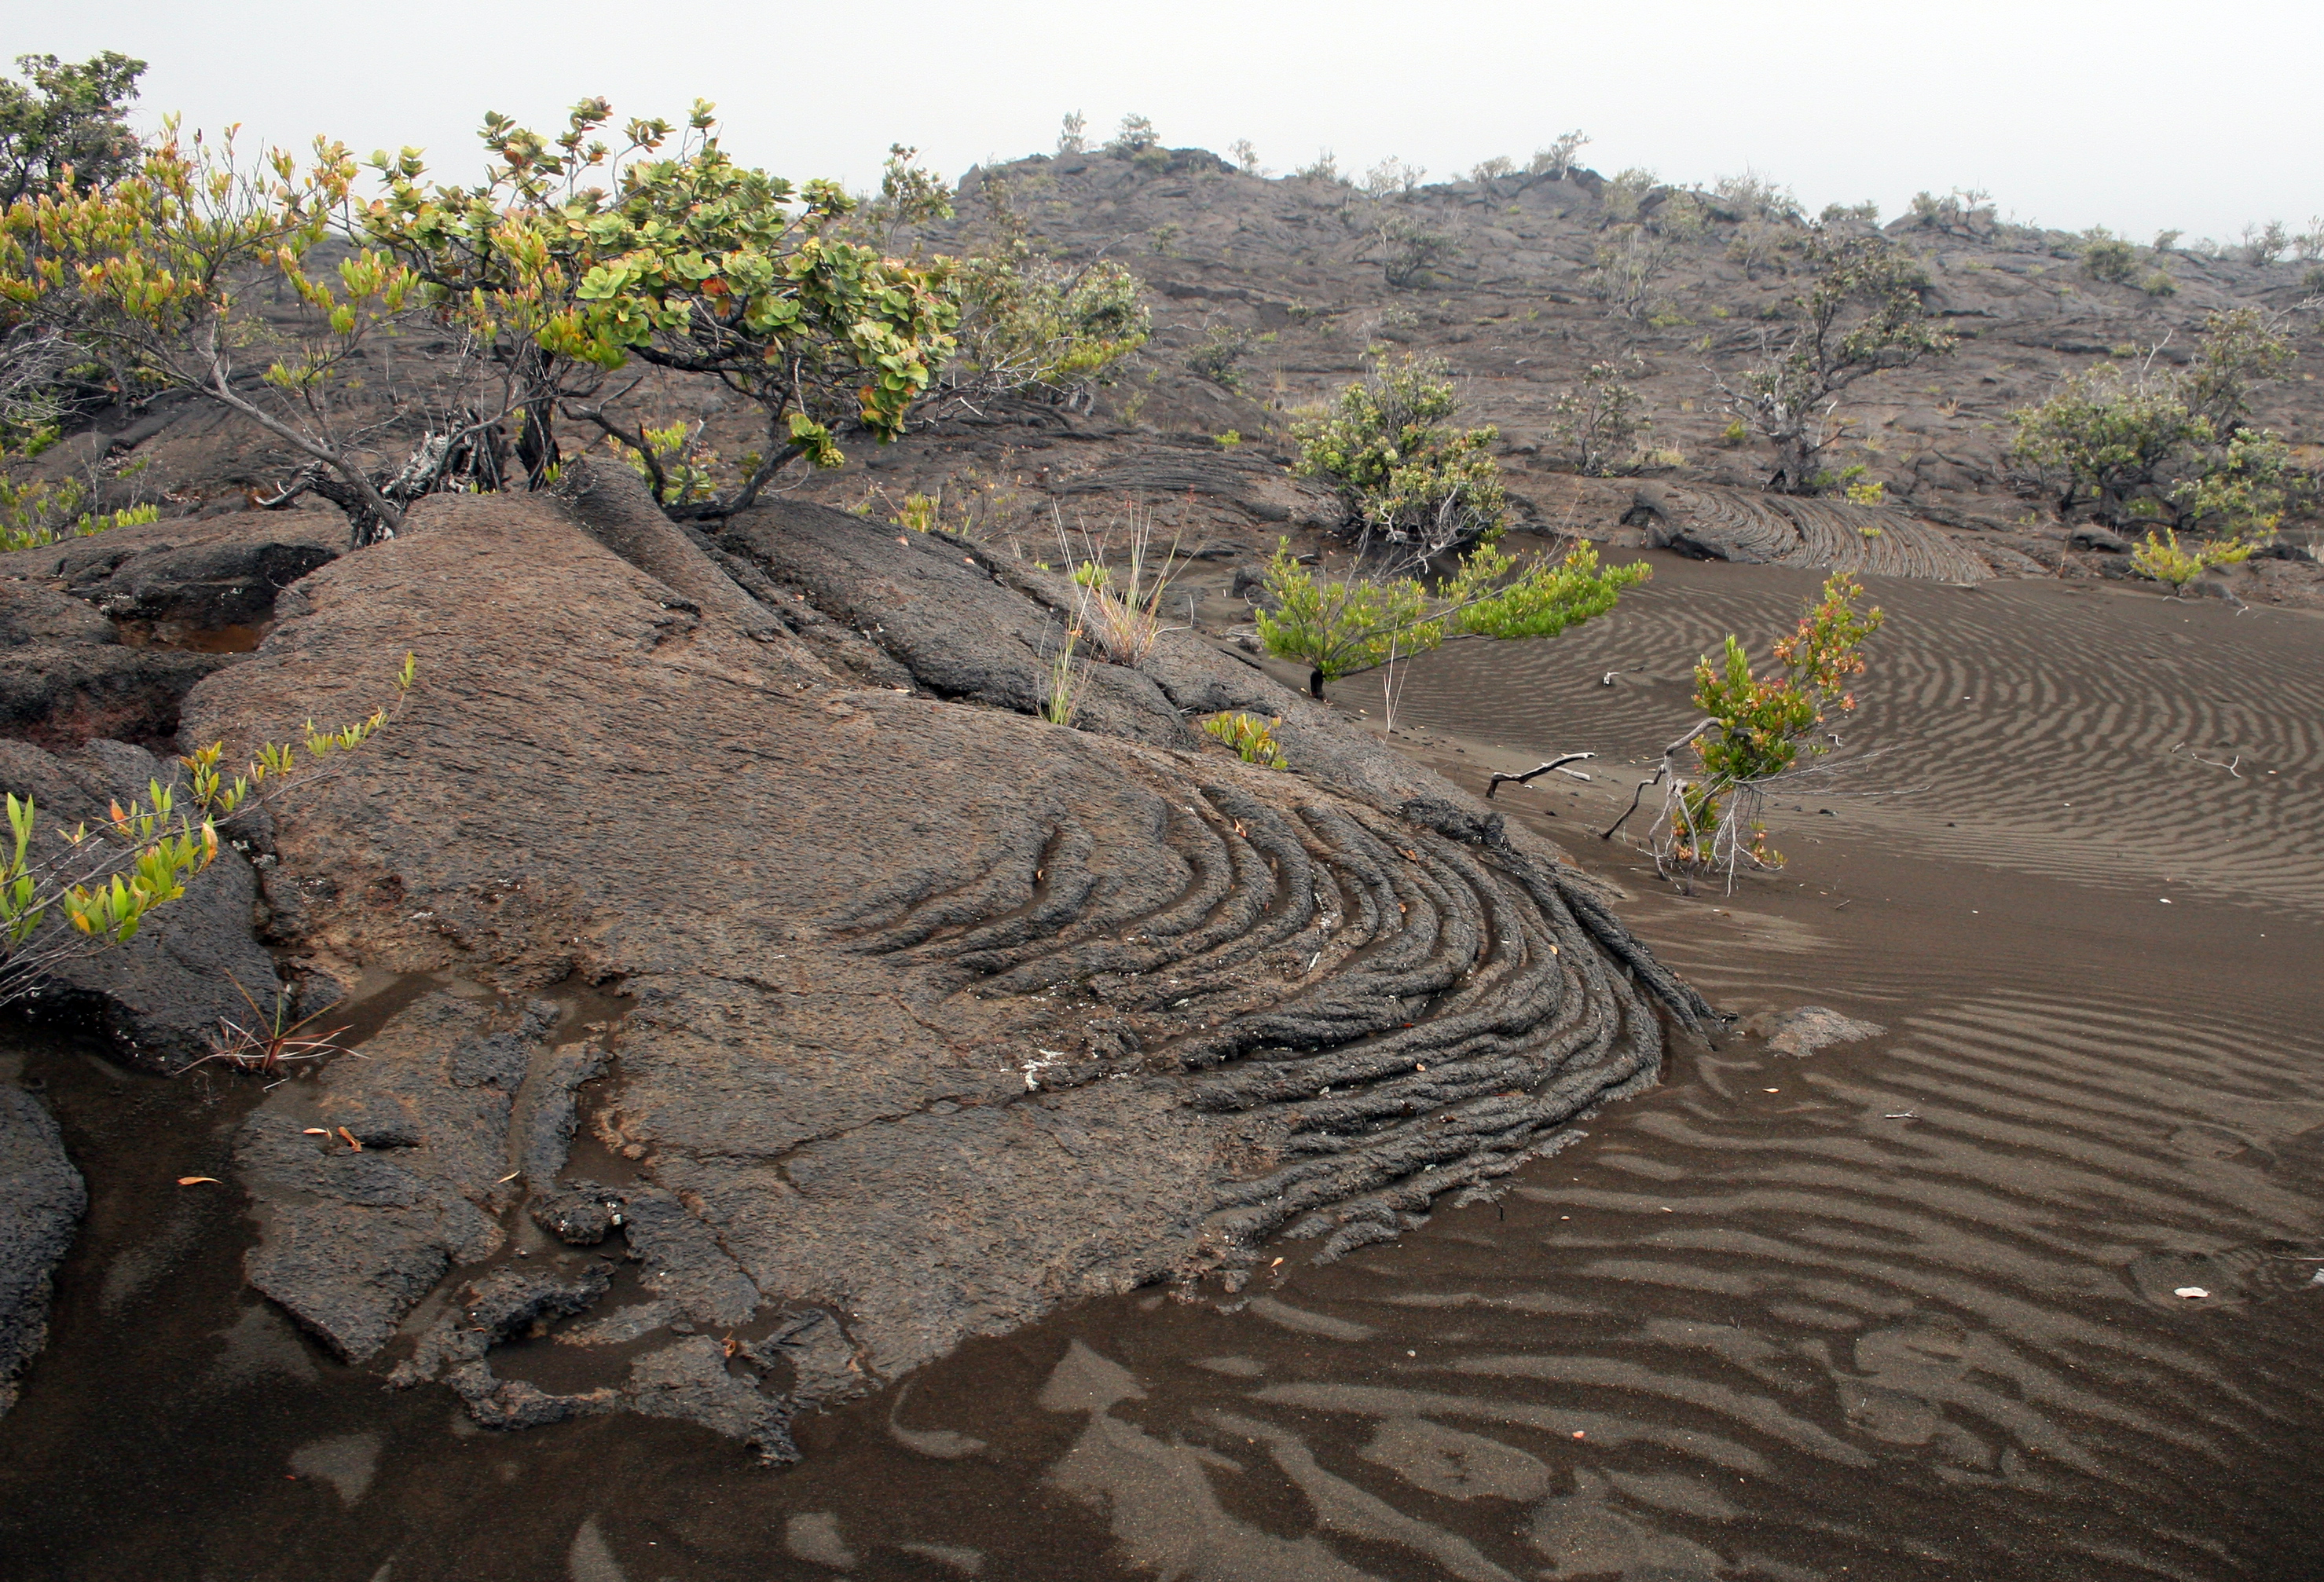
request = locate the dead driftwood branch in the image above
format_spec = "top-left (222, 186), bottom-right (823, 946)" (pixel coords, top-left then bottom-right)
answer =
top-left (1486, 753), bottom-right (1596, 800)
top-left (1600, 721), bottom-right (1714, 840)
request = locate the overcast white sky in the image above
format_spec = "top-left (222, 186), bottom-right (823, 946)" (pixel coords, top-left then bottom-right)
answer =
top-left (15, 0), bottom-right (2320, 244)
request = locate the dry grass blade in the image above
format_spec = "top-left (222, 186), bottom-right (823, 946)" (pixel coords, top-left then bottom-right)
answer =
top-left (1058, 496), bottom-right (1189, 665)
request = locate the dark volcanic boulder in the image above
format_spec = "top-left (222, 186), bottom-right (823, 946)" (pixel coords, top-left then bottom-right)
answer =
top-left (0, 500), bottom-right (344, 632)
top-left (0, 581), bottom-right (234, 748)
top-left (188, 475), bottom-right (1699, 1448)
top-left (0, 1065), bottom-right (85, 1417)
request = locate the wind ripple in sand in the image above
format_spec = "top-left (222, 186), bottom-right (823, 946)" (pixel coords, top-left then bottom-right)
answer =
top-left (1357, 563), bottom-right (2324, 918)
top-left (1005, 977), bottom-right (2320, 1580)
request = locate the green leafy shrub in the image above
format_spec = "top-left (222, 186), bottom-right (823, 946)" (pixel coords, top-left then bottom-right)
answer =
top-left (1712, 170), bottom-right (1802, 222)
top-left (1361, 156), bottom-right (1427, 197)
top-left (364, 103), bottom-right (961, 515)
top-left (2, 122), bottom-right (437, 539)
top-left (1600, 168), bottom-right (1659, 225)
top-left (1202, 712), bottom-right (1287, 768)
top-left (1292, 355), bottom-right (1508, 562)
top-left (2, 658), bottom-right (416, 1008)
top-left (2009, 308), bottom-right (2295, 537)
top-left (1585, 224), bottom-right (1675, 318)
top-left (1, 429), bottom-right (158, 550)
top-left (2131, 526), bottom-right (2253, 592)
top-left (1820, 200), bottom-right (1880, 224)
top-left (0, 51), bottom-right (145, 205)
top-left (2141, 269), bottom-right (2179, 298)
top-left (1254, 536), bottom-right (1648, 698)
top-left (1552, 360), bottom-right (1650, 475)
top-left (949, 174), bottom-right (1149, 405)
top-left (1650, 192), bottom-right (1706, 240)
top-left (1527, 132), bottom-right (1589, 178)
top-left (1906, 188), bottom-right (1996, 236)
top-left (1293, 150), bottom-right (1346, 185)
top-left (2082, 228), bottom-right (2136, 283)
top-left (1187, 324), bottom-right (1255, 389)
top-left (2240, 221), bottom-right (2289, 266)
top-left (1651, 573), bottom-right (1882, 884)
top-left (1379, 216), bottom-right (1460, 289)
top-left (1104, 114), bottom-right (1157, 156)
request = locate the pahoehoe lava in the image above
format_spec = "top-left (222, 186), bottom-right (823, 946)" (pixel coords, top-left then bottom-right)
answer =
top-left (116, 462), bottom-right (1708, 1456)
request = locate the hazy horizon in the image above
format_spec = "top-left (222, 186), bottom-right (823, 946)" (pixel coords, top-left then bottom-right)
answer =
top-left (13, 0), bottom-right (2322, 247)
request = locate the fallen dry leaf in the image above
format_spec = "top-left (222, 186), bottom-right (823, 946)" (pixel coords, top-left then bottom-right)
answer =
top-left (178, 1176), bottom-right (220, 1185)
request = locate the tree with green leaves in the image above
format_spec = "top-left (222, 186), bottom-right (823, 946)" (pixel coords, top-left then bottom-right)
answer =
top-left (1712, 233), bottom-right (1956, 494)
top-left (2008, 307), bottom-right (2296, 538)
top-left (360, 100), bottom-right (961, 513)
top-left (1, 122), bottom-right (434, 537)
top-left (0, 52), bottom-right (145, 205)
top-left (1254, 536), bottom-right (1648, 699)
top-left (1294, 354), bottom-right (1508, 565)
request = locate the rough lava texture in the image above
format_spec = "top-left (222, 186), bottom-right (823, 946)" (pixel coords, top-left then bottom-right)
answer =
top-left (0, 1057), bottom-right (85, 1417)
top-left (0, 578), bottom-right (234, 748)
top-left (183, 463), bottom-right (1705, 1454)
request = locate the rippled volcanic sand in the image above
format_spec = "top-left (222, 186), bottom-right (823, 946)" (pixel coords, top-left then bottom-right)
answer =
top-left (3, 555), bottom-right (2319, 1580)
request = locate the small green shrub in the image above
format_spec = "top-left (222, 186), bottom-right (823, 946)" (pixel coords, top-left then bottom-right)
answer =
top-left (1378, 216), bottom-right (1459, 289)
top-left (2, 658), bottom-right (416, 1008)
top-left (1552, 360), bottom-right (1650, 475)
top-left (1213, 430), bottom-right (1242, 447)
top-left (0, 50), bottom-right (146, 205)
top-left (1713, 170), bottom-right (1802, 222)
top-left (1601, 168), bottom-right (1659, 224)
top-left (1255, 536), bottom-right (1648, 698)
top-left (1292, 355), bottom-right (1507, 561)
top-left (2131, 526), bottom-right (2250, 591)
top-left (1293, 150), bottom-right (1345, 185)
top-left (1361, 156), bottom-right (1427, 197)
top-left (1187, 325), bottom-right (1255, 389)
top-left (1820, 200), bottom-right (1880, 224)
top-left (2240, 220), bottom-right (2289, 266)
top-left (1202, 712), bottom-right (1287, 768)
top-left (1527, 131), bottom-right (1589, 178)
top-left (1104, 113), bottom-right (1157, 156)
top-left (0, 432), bottom-right (160, 551)
top-left (2082, 228), bottom-right (2136, 284)
top-left (2141, 269), bottom-right (2179, 298)
top-left (1585, 224), bottom-right (1675, 318)
top-left (2010, 307), bottom-right (2294, 536)
top-left (1656, 573), bottom-right (1882, 883)
top-left (1907, 188), bottom-right (1996, 235)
